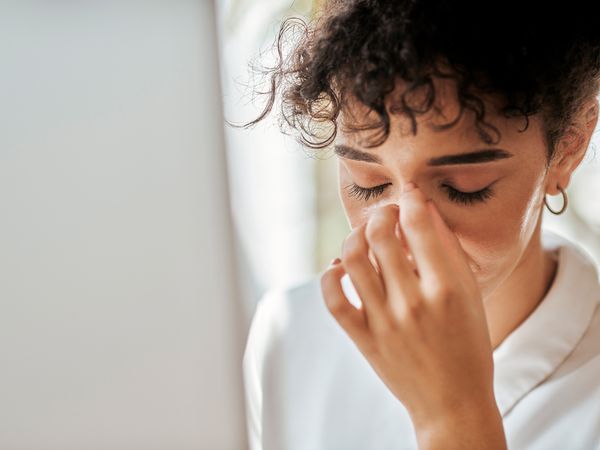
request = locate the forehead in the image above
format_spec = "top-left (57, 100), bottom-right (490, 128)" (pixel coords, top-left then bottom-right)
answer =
top-left (336, 76), bottom-right (533, 152)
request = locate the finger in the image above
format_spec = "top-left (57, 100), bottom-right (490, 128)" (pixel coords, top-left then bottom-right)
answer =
top-left (399, 183), bottom-right (451, 293)
top-left (395, 219), bottom-right (419, 276)
top-left (341, 223), bottom-right (389, 331)
top-left (426, 200), bottom-right (478, 284)
top-left (320, 259), bottom-right (373, 352)
top-left (365, 204), bottom-right (421, 310)
top-left (367, 246), bottom-right (381, 276)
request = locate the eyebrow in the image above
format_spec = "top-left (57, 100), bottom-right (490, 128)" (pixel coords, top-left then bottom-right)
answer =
top-left (333, 144), bottom-right (514, 166)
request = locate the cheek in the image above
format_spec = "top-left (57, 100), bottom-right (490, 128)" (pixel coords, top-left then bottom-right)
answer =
top-left (338, 164), bottom-right (367, 228)
top-left (451, 175), bottom-right (546, 291)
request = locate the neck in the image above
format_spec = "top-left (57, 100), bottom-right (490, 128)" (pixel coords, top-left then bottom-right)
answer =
top-left (483, 225), bottom-right (559, 351)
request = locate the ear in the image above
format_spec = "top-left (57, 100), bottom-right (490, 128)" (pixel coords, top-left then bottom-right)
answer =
top-left (546, 97), bottom-right (599, 195)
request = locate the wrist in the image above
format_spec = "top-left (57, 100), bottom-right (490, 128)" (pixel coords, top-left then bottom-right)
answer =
top-left (411, 401), bottom-right (507, 450)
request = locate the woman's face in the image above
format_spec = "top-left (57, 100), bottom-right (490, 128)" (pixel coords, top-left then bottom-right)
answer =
top-left (335, 78), bottom-right (551, 299)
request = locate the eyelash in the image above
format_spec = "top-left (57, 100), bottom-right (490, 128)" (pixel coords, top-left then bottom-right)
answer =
top-left (345, 182), bottom-right (494, 205)
top-left (346, 183), bottom-right (390, 202)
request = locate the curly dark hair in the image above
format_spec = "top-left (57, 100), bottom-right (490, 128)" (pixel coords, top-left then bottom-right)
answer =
top-left (233, 0), bottom-right (600, 164)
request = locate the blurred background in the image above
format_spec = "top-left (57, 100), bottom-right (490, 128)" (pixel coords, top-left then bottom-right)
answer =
top-left (216, 0), bottom-right (600, 320)
top-left (0, 2), bottom-right (597, 448)
top-left (0, 2), bottom-right (249, 447)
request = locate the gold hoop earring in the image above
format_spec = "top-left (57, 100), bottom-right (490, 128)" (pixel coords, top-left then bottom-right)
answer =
top-left (544, 185), bottom-right (568, 215)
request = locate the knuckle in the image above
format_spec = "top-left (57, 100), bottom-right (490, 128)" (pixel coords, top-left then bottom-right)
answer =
top-left (372, 317), bottom-right (399, 340)
top-left (320, 275), bottom-right (354, 319)
top-left (327, 301), bottom-right (345, 317)
top-left (427, 281), bottom-right (453, 302)
top-left (343, 247), bottom-right (363, 267)
top-left (400, 298), bottom-right (424, 322)
top-left (365, 218), bottom-right (394, 245)
top-left (359, 341), bottom-right (380, 358)
top-left (323, 292), bottom-right (344, 316)
top-left (342, 229), bottom-right (367, 260)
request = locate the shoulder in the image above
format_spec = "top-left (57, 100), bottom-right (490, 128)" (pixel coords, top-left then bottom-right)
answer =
top-left (544, 229), bottom-right (600, 374)
top-left (256, 273), bottom-right (324, 322)
top-left (243, 270), bottom-right (358, 378)
top-left (247, 272), bottom-right (343, 347)
top-left (243, 273), bottom-right (332, 359)
top-left (542, 228), bottom-right (600, 294)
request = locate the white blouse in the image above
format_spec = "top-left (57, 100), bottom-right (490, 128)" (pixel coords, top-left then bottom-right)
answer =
top-left (242, 229), bottom-right (600, 450)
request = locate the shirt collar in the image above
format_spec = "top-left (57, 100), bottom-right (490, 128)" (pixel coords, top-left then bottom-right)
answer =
top-left (492, 229), bottom-right (600, 417)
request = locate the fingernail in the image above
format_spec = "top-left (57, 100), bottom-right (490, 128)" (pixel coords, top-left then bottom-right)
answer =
top-left (330, 257), bottom-right (341, 266)
top-left (402, 182), bottom-right (417, 194)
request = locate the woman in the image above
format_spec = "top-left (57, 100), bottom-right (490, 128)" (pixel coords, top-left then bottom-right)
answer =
top-left (238, 0), bottom-right (600, 449)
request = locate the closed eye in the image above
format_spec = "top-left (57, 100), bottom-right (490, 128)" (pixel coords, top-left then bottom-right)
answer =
top-left (345, 182), bottom-right (391, 202)
top-left (344, 182), bottom-right (495, 206)
top-left (440, 184), bottom-right (494, 205)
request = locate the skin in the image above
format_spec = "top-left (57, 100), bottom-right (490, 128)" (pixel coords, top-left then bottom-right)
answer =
top-left (320, 75), bottom-right (599, 449)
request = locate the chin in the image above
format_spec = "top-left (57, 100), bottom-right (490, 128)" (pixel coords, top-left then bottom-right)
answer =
top-left (476, 259), bottom-right (515, 299)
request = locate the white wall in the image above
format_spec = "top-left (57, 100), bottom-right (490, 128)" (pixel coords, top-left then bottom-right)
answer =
top-left (0, 2), bottom-right (247, 449)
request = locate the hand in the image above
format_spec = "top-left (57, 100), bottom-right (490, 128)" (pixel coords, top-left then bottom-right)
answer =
top-left (320, 183), bottom-right (506, 449)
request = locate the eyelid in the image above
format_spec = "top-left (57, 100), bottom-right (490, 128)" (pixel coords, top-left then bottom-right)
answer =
top-left (439, 182), bottom-right (490, 194)
top-left (439, 177), bottom-right (501, 192)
